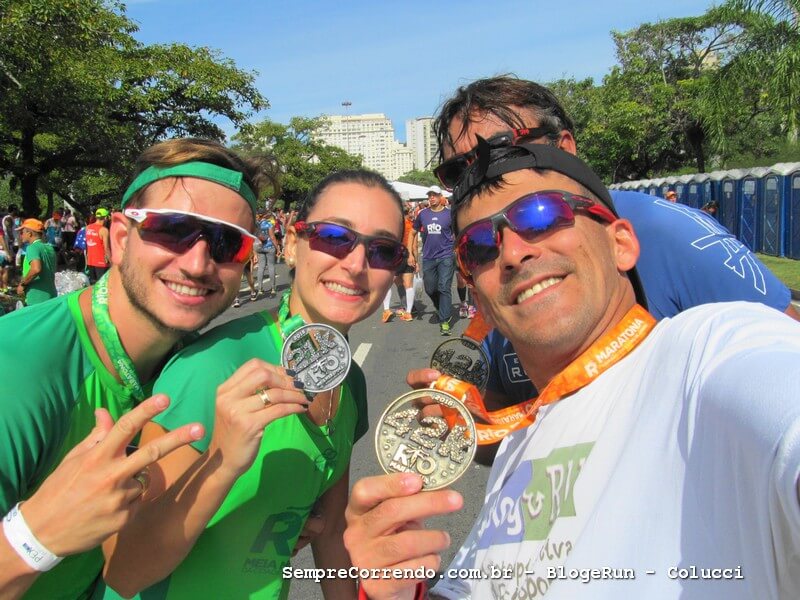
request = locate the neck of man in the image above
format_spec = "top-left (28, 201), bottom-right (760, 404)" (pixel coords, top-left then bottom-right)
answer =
top-left (429, 203), bottom-right (444, 212)
top-left (516, 289), bottom-right (638, 393)
top-left (79, 268), bottom-right (181, 386)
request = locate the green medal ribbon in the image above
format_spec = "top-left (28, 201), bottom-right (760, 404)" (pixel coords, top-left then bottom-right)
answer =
top-left (91, 273), bottom-right (145, 400)
top-left (277, 289), bottom-right (305, 339)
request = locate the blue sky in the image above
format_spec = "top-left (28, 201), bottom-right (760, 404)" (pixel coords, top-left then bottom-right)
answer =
top-left (126, 0), bottom-right (717, 142)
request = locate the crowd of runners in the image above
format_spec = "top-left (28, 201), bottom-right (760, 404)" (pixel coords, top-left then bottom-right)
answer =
top-left (1, 76), bottom-right (799, 600)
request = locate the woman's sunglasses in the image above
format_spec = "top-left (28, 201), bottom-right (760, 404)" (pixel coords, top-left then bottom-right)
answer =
top-left (455, 190), bottom-right (617, 275)
top-left (434, 127), bottom-right (553, 191)
top-left (123, 208), bottom-right (257, 264)
top-left (294, 221), bottom-right (408, 271)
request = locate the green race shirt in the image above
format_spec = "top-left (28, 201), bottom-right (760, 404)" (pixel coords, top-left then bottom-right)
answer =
top-left (0, 292), bottom-right (145, 599)
top-left (97, 311), bottom-right (368, 600)
top-left (22, 239), bottom-right (57, 305)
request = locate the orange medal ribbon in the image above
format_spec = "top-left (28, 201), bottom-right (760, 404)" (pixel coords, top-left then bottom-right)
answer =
top-left (433, 305), bottom-right (656, 445)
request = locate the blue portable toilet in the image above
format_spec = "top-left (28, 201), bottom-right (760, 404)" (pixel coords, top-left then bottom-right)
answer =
top-left (708, 170), bottom-right (731, 227)
top-left (772, 162), bottom-right (800, 259)
top-left (758, 166), bottom-right (783, 256)
top-left (716, 169), bottom-right (745, 240)
top-left (676, 175), bottom-right (694, 208)
top-left (738, 168), bottom-right (764, 251)
top-left (689, 173), bottom-right (710, 212)
top-left (650, 178), bottom-right (665, 197)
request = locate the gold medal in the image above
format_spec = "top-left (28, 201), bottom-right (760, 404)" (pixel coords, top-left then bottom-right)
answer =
top-left (375, 389), bottom-right (477, 490)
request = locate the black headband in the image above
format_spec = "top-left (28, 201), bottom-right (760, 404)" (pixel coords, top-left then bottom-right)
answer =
top-left (452, 139), bottom-right (648, 309)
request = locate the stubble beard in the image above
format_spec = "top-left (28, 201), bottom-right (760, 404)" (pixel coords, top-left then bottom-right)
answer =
top-left (119, 255), bottom-right (234, 336)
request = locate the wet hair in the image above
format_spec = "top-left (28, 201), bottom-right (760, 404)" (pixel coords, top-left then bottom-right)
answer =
top-left (296, 169), bottom-right (404, 235)
top-left (124, 138), bottom-right (279, 215)
top-left (433, 75), bottom-right (574, 162)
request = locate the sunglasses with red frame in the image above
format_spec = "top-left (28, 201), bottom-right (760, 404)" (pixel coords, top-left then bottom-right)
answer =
top-left (123, 208), bottom-right (257, 264)
top-left (455, 190), bottom-right (617, 277)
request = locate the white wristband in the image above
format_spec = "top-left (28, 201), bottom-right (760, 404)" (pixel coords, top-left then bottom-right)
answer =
top-left (3, 503), bottom-right (63, 572)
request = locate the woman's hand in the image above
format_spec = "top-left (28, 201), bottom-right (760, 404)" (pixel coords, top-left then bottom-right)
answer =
top-left (207, 359), bottom-right (310, 478)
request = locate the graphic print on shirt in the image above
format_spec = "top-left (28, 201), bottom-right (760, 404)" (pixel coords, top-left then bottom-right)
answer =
top-left (477, 442), bottom-right (593, 549)
top-left (244, 502), bottom-right (313, 575)
top-left (503, 351), bottom-right (531, 384)
top-left (655, 200), bottom-right (767, 294)
top-left (426, 219), bottom-right (443, 235)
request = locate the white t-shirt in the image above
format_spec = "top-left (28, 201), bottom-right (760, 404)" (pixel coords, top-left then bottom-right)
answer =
top-left (433, 302), bottom-right (800, 600)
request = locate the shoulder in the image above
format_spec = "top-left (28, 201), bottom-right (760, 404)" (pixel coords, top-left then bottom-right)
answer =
top-left (161, 312), bottom-right (278, 375)
top-left (655, 301), bottom-right (800, 358)
top-left (0, 295), bottom-right (87, 413)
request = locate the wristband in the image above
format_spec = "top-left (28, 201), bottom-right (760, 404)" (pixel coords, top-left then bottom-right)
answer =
top-left (358, 581), bottom-right (427, 600)
top-left (2, 503), bottom-right (63, 572)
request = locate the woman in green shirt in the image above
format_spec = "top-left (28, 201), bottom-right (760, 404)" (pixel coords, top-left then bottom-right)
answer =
top-left (99, 170), bottom-right (407, 600)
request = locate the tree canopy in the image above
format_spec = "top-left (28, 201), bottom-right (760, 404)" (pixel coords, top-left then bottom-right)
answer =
top-left (232, 117), bottom-right (362, 208)
top-left (0, 0), bottom-right (266, 216)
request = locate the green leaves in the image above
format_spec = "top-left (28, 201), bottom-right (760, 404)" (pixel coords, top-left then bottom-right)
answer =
top-left (0, 0), bottom-right (265, 216)
top-left (232, 117), bottom-right (362, 206)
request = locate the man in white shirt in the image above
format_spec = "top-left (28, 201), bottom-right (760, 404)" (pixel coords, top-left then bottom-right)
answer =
top-left (343, 142), bottom-right (800, 599)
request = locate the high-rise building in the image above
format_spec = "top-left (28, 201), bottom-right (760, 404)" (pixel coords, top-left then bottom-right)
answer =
top-left (406, 117), bottom-right (439, 171)
top-left (316, 113), bottom-right (414, 180)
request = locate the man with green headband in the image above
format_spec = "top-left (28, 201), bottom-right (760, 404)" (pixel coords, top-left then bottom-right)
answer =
top-left (0, 138), bottom-right (274, 599)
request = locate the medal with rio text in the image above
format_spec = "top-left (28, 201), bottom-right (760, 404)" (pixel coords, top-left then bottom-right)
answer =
top-left (375, 389), bottom-right (477, 490)
top-left (374, 318), bottom-right (491, 489)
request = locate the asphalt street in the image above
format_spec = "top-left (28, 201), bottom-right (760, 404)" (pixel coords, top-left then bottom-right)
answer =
top-left (205, 261), bottom-right (492, 599)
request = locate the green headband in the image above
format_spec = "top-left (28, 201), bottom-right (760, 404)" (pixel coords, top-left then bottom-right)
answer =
top-left (121, 161), bottom-right (259, 215)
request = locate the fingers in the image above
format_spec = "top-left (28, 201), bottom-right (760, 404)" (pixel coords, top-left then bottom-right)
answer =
top-left (406, 368), bottom-right (440, 390)
top-left (369, 529), bottom-right (451, 568)
top-left (98, 395), bottom-right (172, 457)
top-left (122, 422), bottom-right (206, 477)
top-left (347, 473), bottom-right (424, 519)
top-left (358, 489), bottom-right (462, 539)
top-left (218, 358), bottom-right (299, 400)
top-left (94, 408), bottom-right (115, 433)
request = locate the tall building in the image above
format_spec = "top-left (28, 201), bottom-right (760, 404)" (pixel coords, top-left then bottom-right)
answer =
top-left (405, 117), bottom-right (439, 171)
top-left (316, 113), bottom-right (413, 180)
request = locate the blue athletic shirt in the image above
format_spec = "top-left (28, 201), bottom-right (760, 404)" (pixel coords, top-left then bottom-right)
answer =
top-left (413, 207), bottom-right (454, 261)
top-left (484, 190), bottom-right (793, 403)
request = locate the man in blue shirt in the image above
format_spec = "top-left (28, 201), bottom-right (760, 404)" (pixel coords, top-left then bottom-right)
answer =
top-left (430, 75), bottom-right (800, 463)
top-left (409, 186), bottom-right (456, 335)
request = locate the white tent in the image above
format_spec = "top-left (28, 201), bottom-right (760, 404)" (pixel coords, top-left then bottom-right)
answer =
top-left (390, 181), bottom-right (451, 201)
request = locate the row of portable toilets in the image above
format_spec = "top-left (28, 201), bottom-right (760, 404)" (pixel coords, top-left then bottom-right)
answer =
top-left (609, 162), bottom-right (800, 259)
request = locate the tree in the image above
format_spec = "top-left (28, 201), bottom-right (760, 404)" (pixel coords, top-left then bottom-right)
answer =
top-left (232, 117), bottom-right (362, 207)
top-left (398, 169), bottom-right (438, 187)
top-left (704, 0), bottom-right (800, 146)
top-left (0, 0), bottom-right (266, 216)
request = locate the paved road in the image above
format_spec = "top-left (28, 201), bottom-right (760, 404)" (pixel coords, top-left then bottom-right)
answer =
top-left (205, 262), bottom-right (491, 599)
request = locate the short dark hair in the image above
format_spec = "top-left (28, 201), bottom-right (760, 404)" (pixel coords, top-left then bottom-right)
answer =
top-left (433, 75), bottom-right (574, 162)
top-left (297, 169), bottom-right (404, 232)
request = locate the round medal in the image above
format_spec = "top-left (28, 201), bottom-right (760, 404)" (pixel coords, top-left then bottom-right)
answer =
top-left (375, 389), bottom-right (477, 490)
top-left (430, 337), bottom-right (490, 392)
top-left (281, 323), bottom-right (351, 393)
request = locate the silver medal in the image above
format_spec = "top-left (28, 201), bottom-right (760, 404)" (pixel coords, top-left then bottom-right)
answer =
top-left (430, 337), bottom-right (491, 392)
top-left (281, 323), bottom-right (351, 393)
top-left (375, 389), bottom-right (477, 490)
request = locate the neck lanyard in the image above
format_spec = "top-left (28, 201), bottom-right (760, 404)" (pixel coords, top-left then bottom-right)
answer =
top-left (438, 305), bottom-right (656, 445)
top-left (276, 289), bottom-right (305, 339)
top-left (91, 273), bottom-right (145, 400)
